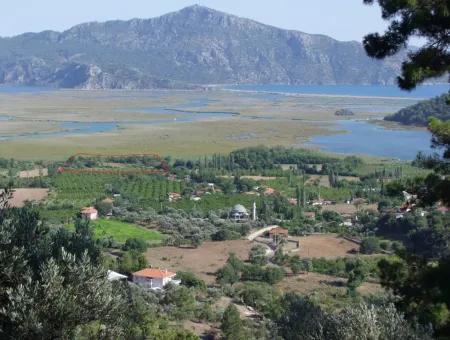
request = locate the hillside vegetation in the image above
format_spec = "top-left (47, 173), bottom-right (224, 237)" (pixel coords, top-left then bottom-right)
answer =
top-left (384, 94), bottom-right (450, 126)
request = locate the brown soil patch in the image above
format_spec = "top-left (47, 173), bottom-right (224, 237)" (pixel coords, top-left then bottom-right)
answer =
top-left (322, 203), bottom-right (378, 215)
top-left (7, 188), bottom-right (49, 207)
top-left (287, 234), bottom-right (360, 258)
top-left (306, 175), bottom-right (331, 187)
top-left (18, 168), bottom-right (48, 178)
top-left (306, 175), bottom-right (360, 188)
top-left (182, 320), bottom-right (217, 338)
top-left (276, 272), bottom-right (382, 296)
top-left (219, 175), bottom-right (277, 181)
top-left (146, 240), bottom-right (253, 284)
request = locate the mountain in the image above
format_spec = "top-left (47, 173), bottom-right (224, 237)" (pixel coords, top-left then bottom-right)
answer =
top-left (0, 5), bottom-right (406, 89)
top-left (385, 94), bottom-right (450, 126)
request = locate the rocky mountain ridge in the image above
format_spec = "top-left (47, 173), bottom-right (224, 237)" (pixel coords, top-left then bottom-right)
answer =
top-left (0, 5), bottom-right (406, 89)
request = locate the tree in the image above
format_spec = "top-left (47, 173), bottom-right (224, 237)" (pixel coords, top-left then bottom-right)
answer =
top-left (345, 258), bottom-right (368, 296)
top-left (290, 256), bottom-right (313, 275)
top-left (2, 250), bottom-right (125, 339)
top-left (95, 199), bottom-right (113, 216)
top-left (122, 237), bottom-right (148, 253)
top-left (216, 253), bottom-right (244, 285)
top-left (360, 237), bottom-right (381, 255)
top-left (176, 271), bottom-right (206, 290)
top-left (363, 0), bottom-right (450, 90)
top-left (249, 245), bottom-right (267, 266)
top-left (0, 203), bottom-right (127, 337)
top-left (221, 304), bottom-right (246, 340)
top-left (332, 303), bottom-right (431, 340)
top-left (273, 248), bottom-right (288, 266)
top-left (117, 251), bottom-right (148, 275)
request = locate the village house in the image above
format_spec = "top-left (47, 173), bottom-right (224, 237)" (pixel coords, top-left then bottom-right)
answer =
top-left (268, 226), bottom-right (289, 244)
top-left (81, 207), bottom-right (98, 221)
top-left (263, 187), bottom-right (278, 196)
top-left (288, 198), bottom-right (298, 206)
top-left (168, 192), bottom-right (182, 202)
top-left (132, 268), bottom-right (180, 290)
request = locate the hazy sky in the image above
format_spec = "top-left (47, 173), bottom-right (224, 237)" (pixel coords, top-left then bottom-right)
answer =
top-left (1, 0), bottom-right (389, 42)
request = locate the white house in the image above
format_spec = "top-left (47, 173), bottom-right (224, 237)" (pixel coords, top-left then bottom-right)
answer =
top-left (132, 268), bottom-right (180, 290)
top-left (81, 207), bottom-right (98, 221)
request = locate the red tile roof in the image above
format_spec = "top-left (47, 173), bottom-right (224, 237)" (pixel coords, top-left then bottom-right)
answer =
top-left (81, 207), bottom-right (98, 214)
top-left (133, 268), bottom-right (176, 279)
top-left (269, 227), bottom-right (289, 236)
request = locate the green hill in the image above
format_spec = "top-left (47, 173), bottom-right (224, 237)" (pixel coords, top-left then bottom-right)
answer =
top-left (384, 93), bottom-right (450, 126)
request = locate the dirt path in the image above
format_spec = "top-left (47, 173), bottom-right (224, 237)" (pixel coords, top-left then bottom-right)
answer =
top-left (247, 225), bottom-right (279, 241)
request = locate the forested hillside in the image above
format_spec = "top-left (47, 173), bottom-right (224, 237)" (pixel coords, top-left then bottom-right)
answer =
top-left (384, 94), bottom-right (450, 126)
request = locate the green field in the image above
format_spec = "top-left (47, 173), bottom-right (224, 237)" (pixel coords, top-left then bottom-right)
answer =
top-left (53, 173), bottom-right (184, 206)
top-left (90, 218), bottom-right (165, 244)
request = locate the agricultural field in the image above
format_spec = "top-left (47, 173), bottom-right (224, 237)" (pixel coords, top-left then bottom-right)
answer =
top-left (89, 218), bottom-right (165, 244)
top-left (146, 240), bottom-right (253, 284)
top-left (276, 272), bottom-right (382, 297)
top-left (7, 188), bottom-right (49, 207)
top-left (53, 173), bottom-right (184, 206)
top-left (284, 234), bottom-right (360, 258)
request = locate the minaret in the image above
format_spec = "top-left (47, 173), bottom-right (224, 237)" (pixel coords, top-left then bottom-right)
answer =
top-left (252, 202), bottom-right (257, 221)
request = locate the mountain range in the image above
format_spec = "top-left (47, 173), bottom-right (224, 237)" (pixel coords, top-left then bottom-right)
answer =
top-left (0, 5), bottom-right (406, 89)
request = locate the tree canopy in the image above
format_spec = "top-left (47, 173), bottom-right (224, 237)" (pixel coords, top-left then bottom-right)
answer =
top-left (363, 0), bottom-right (449, 90)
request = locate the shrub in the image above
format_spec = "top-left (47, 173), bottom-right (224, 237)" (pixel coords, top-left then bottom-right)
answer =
top-left (122, 238), bottom-right (148, 253)
top-left (176, 271), bottom-right (206, 290)
top-left (360, 237), bottom-right (381, 255)
top-left (249, 245), bottom-right (267, 266)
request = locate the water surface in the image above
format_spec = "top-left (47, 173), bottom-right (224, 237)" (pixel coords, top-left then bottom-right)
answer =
top-left (306, 120), bottom-right (437, 160)
top-left (230, 84), bottom-right (449, 99)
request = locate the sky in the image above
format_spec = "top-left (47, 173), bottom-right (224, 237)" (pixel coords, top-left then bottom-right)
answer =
top-left (0, 0), bottom-right (391, 43)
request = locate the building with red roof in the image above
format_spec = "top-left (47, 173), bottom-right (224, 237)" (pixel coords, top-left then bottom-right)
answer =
top-left (132, 268), bottom-right (179, 290)
top-left (81, 207), bottom-right (98, 221)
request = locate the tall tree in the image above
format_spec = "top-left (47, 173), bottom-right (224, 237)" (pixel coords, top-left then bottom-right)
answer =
top-left (221, 304), bottom-right (246, 340)
top-left (363, 0), bottom-right (450, 90)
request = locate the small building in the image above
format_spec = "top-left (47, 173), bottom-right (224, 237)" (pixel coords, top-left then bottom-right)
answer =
top-left (132, 268), bottom-right (179, 290)
top-left (288, 198), bottom-right (298, 206)
top-left (81, 207), bottom-right (98, 221)
top-left (263, 187), bottom-right (278, 196)
top-left (340, 219), bottom-right (353, 227)
top-left (230, 204), bottom-right (250, 221)
top-left (168, 192), bottom-right (182, 202)
top-left (268, 227), bottom-right (289, 244)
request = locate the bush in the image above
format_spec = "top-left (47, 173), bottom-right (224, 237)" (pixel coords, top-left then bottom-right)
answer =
top-left (241, 264), bottom-right (285, 284)
top-left (290, 256), bottom-right (313, 274)
top-left (212, 229), bottom-right (241, 241)
top-left (122, 238), bottom-right (148, 253)
top-left (249, 245), bottom-right (267, 266)
top-left (177, 271), bottom-right (206, 290)
top-left (360, 237), bottom-right (381, 255)
top-left (117, 251), bottom-right (148, 275)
